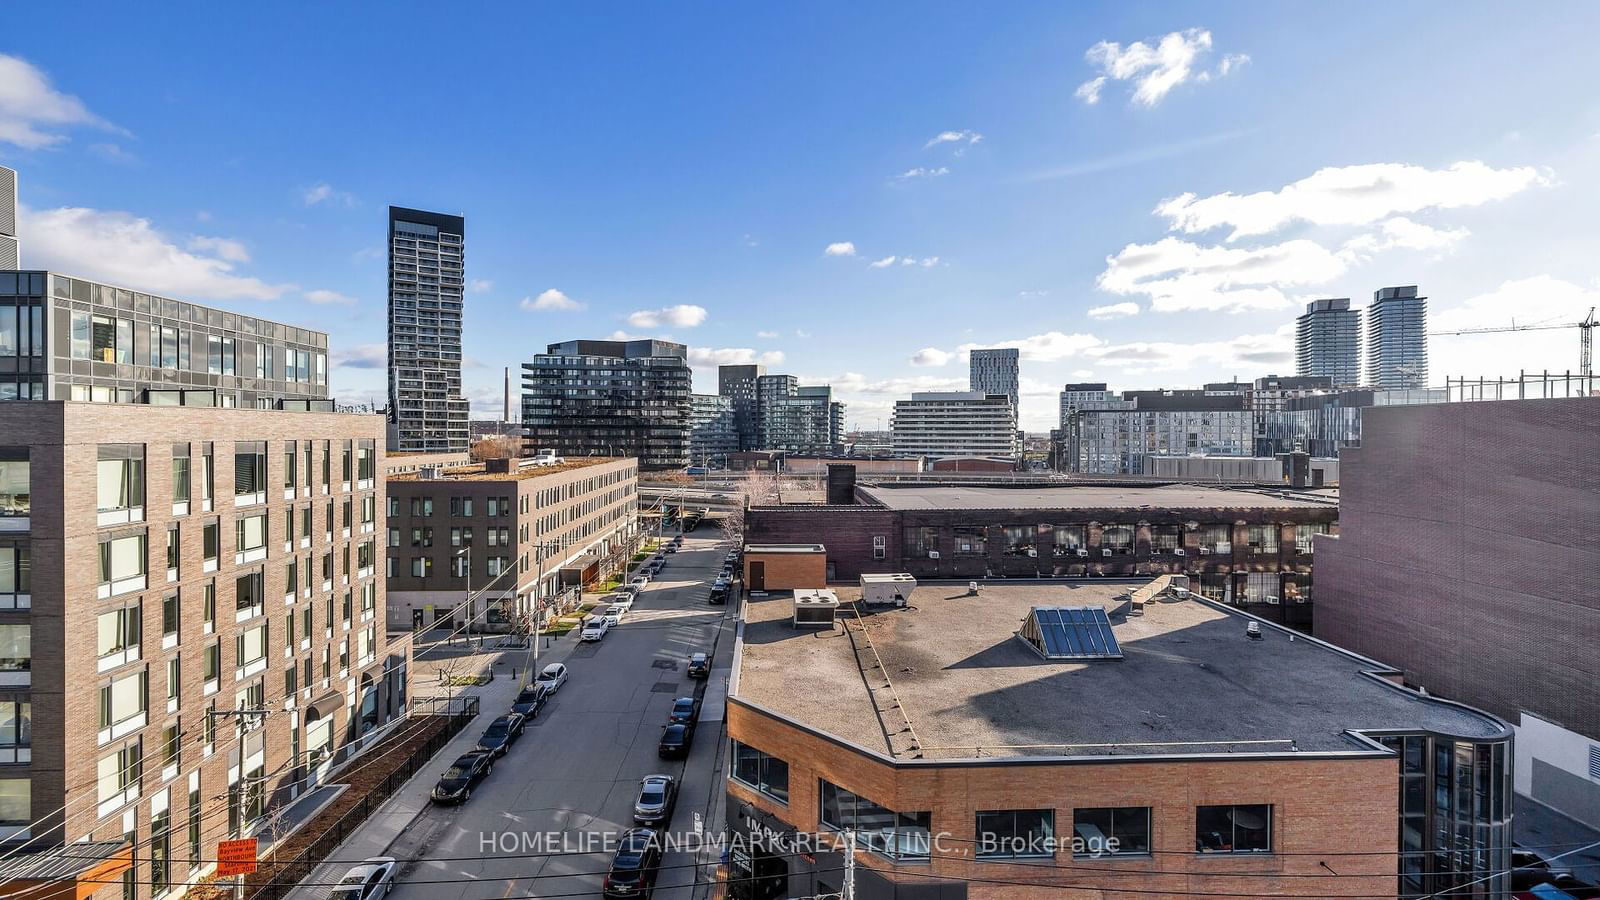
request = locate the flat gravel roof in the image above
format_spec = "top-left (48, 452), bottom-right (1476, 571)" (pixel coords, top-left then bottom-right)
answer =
top-left (734, 581), bottom-right (1503, 760)
top-left (857, 483), bottom-right (1336, 511)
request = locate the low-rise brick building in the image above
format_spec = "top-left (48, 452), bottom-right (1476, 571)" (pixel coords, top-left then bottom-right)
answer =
top-left (384, 456), bottom-right (639, 630)
top-left (726, 578), bottom-right (1512, 899)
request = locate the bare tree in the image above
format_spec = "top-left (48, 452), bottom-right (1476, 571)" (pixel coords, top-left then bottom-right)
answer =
top-left (471, 435), bottom-right (518, 461)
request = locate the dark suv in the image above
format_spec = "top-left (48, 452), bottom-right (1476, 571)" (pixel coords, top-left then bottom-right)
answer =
top-left (511, 684), bottom-right (548, 719)
top-left (668, 696), bottom-right (698, 726)
top-left (603, 828), bottom-right (662, 897)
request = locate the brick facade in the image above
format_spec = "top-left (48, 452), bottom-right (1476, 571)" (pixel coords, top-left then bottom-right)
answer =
top-left (742, 548), bottom-right (827, 591)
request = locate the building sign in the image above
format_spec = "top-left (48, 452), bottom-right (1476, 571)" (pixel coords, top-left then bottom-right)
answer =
top-left (216, 838), bottom-right (258, 876)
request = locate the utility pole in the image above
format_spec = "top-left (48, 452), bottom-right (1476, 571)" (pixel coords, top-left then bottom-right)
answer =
top-left (841, 828), bottom-right (856, 900)
top-left (207, 705), bottom-right (270, 900)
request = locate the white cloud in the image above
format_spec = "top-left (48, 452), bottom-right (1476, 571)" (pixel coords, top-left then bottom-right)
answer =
top-left (909, 348), bottom-right (953, 367)
top-left (1097, 235), bottom-right (1345, 313)
top-left (687, 347), bottom-right (786, 368)
top-left (824, 242), bottom-right (857, 257)
top-left (1018, 290), bottom-right (1050, 298)
top-left (795, 329), bottom-right (811, 339)
top-left (521, 289), bottom-right (585, 312)
top-left (897, 167), bottom-right (950, 179)
top-left (1156, 161), bottom-right (1549, 240)
top-left (1087, 302), bottom-right (1140, 320)
top-left (924, 130), bottom-right (983, 149)
top-left (330, 344), bottom-right (387, 369)
top-left (304, 289), bottom-right (356, 306)
top-left (20, 204), bottom-right (295, 301)
top-left (0, 53), bottom-right (122, 148)
top-left (756, 330), bottom-right (779, 339)
top-left (627, 304), bottom-right (708, 329)
top-left (468, 279), bottom-right (494, 293)
top-left (1216, 53), bottom-right (1250, 77)
top-left (919, 257), bottom-right (940, 267)
top-left (1087, 326), bottom-right (1294, 372)
top-left (186, 235), bottom-right (251, 263)
top-left (869, 256), bottom-right (899, 268)
top-left (1077, 28), bottom-right (1236, 108)
top-left (1341, 216), bottom-right (1470, 255)
top-left (89, 142), bottom-right (138, 165)
top-left (956, 331), bottom-right (1105, 363)
top-left (301, 182), bottom-right (356, 208)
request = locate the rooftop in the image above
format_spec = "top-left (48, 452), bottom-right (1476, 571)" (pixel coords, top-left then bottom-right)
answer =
top-left (734, 581), bottom-right (1504, 760)
top-left (855, 482), bottom-right (1335, 511)
top-left (388, 457), bottom-right (624, 482)
top-left (745, 543), bottom-right (826, 554)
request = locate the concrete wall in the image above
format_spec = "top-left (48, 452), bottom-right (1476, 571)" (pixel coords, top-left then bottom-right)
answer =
top-left (1314, 396), bottom-right (1600, 825)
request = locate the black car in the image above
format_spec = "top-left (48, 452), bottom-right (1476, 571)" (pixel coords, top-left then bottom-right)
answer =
top-left (657, 722), bottom-right (694, 759)
top-left (686, 653), bottom-right (710, 678)
top-left (708, 584), bottom-right (727, 605)
top-left (431, 751), bottom-right (493, 804)
top-left (475, 714), bottom-right (525, 757)
top-left (668, 697), bottom-right (698, 726)
top-left (603, 828), bottom-right (662, 898)
top-left (511, 684), bottom-right (548, 719)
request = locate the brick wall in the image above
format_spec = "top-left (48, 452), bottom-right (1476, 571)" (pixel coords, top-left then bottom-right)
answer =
top-left (744, 550), bottom-right (827, 590)
top-left (727, 700), bottom-right (1398, 899)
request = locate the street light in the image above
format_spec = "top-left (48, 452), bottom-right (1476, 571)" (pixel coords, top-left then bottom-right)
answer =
top-left (456, 546), bottom-right (477, 648)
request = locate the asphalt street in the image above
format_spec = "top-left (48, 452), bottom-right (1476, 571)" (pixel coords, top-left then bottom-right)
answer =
top-left (383, 527), bottom-right (734, 900)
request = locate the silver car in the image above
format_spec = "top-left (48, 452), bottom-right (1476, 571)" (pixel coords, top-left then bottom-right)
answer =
top-left (329, 857), bottom-right (396, 900)
top-left (633, 774), bottom-right (677, 825)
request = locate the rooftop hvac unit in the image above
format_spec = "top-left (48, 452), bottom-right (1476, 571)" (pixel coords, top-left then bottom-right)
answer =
top-left (1076, 549), bottom-right (1088, 558)
top-left (1266, 596), bottom-right (1280, 605)
top-left (1101, 549), bottom-right (1113, 557)
top-left (1198, 548), bottom-right (1212, 555)
top-left (1026, 548), bottom-right (1037, 558)
top-left (1174, 548), bottom-right (1186, 556)
top-left (928, 550), bottom-right (940, 560)
top-left (1172, 587), bottom-right (1190, 599)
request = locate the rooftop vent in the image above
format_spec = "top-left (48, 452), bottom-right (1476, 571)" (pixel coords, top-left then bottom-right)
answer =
top-left (418, 465), bottom-right (440, 480)
top-left (1016, 606), bottom-right (1123, 660)
top-left (1246, 621), bottom-right (1263, 641)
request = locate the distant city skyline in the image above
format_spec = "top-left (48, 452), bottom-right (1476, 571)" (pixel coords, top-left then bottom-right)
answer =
top-left (3, 6), bottom-right (1598, 431)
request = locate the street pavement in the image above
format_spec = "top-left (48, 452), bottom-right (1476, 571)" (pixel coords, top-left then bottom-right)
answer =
top-left (294, 526), bottom-right (735, 900)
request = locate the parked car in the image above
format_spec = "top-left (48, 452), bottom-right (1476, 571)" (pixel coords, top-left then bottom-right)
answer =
top-left (511, 684), bottom-right (549, 718)
top-left (712, 577), bottom-right (729, 592)
top-left (535, 663), bottom-right (569, 693)
top-left (603, 828), bottom-right (663, 898)
top-left (686, 652), bottom-right (710, 678)
top-left (601, 605), bottom-right (626, 627)
top-left (608, 593), bottom-right (636, 612)
top-left (476, 714), bottom-right (525, 757)
top-left (632, 774), bottom-right (678, 825)
top-left (630, 575), bottom-right (649, 589)
top-left (668, 696), bottom-right (699, 726)
top-left (431, 751), bottom-right (493, 804)
top-left (657, 722), bottom-right (694, 758)
top-left (617, 583), bottom-right (641, 597)
top-left (664, 545), bottom-right (677, 554)
top-left (708, 584), bottom-right (727, 605)
top-left (580, 617), bottom-right (610, 642)
top-left (328, 857), bottom-right (397, 900)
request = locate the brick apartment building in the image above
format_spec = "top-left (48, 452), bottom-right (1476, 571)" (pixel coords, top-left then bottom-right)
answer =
top-left (1314, 395), bottom-right (1600, 832)
top-left (726, 577), bottom-right (1512, 899)
top-left (745, 472), bottom-right (1339, 630)
top-left (384, 457), bottom-right (639, 631)
top-left (1, 402), bottom-right (398, 896)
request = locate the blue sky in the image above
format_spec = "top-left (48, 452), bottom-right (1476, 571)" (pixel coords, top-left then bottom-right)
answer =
top-left (4, 3), bottom-right (1600, 430)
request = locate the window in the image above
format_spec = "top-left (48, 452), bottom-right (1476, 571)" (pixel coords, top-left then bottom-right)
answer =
top-left (0, 778), bottom-right (27, 837)
top-left (167, 656), bottom-right (181, 705)
top-left (234, 442), bottom-right (267, 497)
top-left (282, 445), bottom-right (297, 490)
top-left (96, 444), bottom-right (145, 521)
top-left (486, 556), bottom-right (509, 576)
top-left (1052, 525), bottom-right (1086, 554)
top-left (361, 495), bottom-right (375, 525)
top-left (342, 442), bottom-right (353, 483)
top-left (1073, 807), bottom-right (1150, 857)
top-left (165, 524), bottom-right (180, 572)
top-left (1151, 526), bottom-right (1181, 552)
top-left (98, 533), bottom-right (147, 586)
top-left (70, 310), bottom-right (91, 359)
top-left (235, 571), bottom-right (263, 617)
top-left (730, 740), bottom-right (788, 802)
top-left (902, 526), bottom-right (936, 556)
top-left (1294, 524), bottom-right (1328, 554)
top-left (198, 444), bottom-right (214, 508)
top-left (1199, 524), bottom-right (1231, 554)
top-left (411, 557), bottom-right (431, 577)
top-left (387, 527), bottom-right (400, 548)
top-left (203, 642), bottom-right (220, 683)
top-left (162, 593), bottom-right (179, 640)
top-left (1101, 525), bottom-right (1134, 552)
top-left (356, 443), bottom-right (374, 483)
top-left (188, 781), bottom-right (202, 870)
top-left (1195, 804), bottom-right (1271, 854)
top-left (96, 742), bottom-right (142, 803)
top-left (0, 542), bottom-right (30, 610)
top-left (321, 441), bottom-right (331, 488)
top-left (976, 809), bottom-right (1055, 859)
top-left (0, 625), bottom-right (27, 678)
top-left (236, 624), bottom-right (268, 667)
top-left (98, 605), bottom-right (141, 660)
top-left (818, 779), bottom-right (929, 860)
top-left (1002, 525), bottom-right (1033, 556)
top-left (1247, 525), bottom-right (1280, 554)
top-left (0, 451), bottom-right (28, 518)
top-left (358, 540), bottom-right (374, 571)
top-left (410, 497), bottom-right (433, 517)
top-left (151, 805), bottom-right (171, 894)
top-left (953, 526), bottom-right (986, 555)
top-left (99, 670), bottom-right (147, 729)
top-left (171, 445), bottom-right (191, 506)
top-left (203, 520), bottom-right (219, 567)
top-left (202, 580), bottom-right (216, 630)
top-left (0, 700), bottom-right (31, 762)
top-left (301, 505), bottom-right (312, 541)
top-left (236, 514), bottom-right (266, 553)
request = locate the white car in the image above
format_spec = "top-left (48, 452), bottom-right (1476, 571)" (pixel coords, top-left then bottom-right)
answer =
top-left (608, 593), bottom-right (635, 612)
top-left (328, 857), bottom-right (396, 900)
top-left (580, 617), bottom-right (610, 642)
top-left (630, 575), bottom-right (650, 588)
top-left (535, 663), bottom-right (568, 693)
top-left (601, 605), bottom-right (627, 627)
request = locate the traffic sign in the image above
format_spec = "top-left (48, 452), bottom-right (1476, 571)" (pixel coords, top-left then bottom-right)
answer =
top-left (216, 838), bottom-right (258, 876)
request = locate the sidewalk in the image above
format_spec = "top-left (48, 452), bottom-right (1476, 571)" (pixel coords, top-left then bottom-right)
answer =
top-left (282, 627), bottom-right (590, 900)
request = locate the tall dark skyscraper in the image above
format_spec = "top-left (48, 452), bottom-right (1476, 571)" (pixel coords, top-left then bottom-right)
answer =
top-left (1295, 298), bottom-right (1362, 387)
top-left (969, 347), bottom-right (1020, 407)
top-left (1366, 285), bottom-right (1428, 389)
top-left (718, 363), bottom-right (765, 450)
top-left (387, 206), bottom-right (469, 452)
top-left (0, 166), bottom-right (18, 269)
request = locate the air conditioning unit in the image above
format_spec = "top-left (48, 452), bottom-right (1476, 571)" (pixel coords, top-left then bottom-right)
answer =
top-left (1297, 547), bottom-right (1311, 555)
top-left (1076, 549), bottom-right (1088, 558)
top-left (928, 550), bottom-right (940, 560)
top-left (1198, 548), bottom-right (1212, 555)
top-left (1101, 549), bottom-right (1113, 557)
top-left (1266, 596), bottom-right (1280, 605)
top-left (1294, 595), bottom-right (1308, 604)
top-left (1173, 548), bottom-right (1186, 556)
top-left (1026, 548), bottom-right (1037, 558)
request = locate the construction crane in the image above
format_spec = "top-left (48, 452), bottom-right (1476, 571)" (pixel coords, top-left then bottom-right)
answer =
top-left (1430, 306), bottom-right (1596, 377)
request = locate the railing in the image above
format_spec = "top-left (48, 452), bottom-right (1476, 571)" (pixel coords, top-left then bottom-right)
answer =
top-left (246, 697), bottom-right (479, 900)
